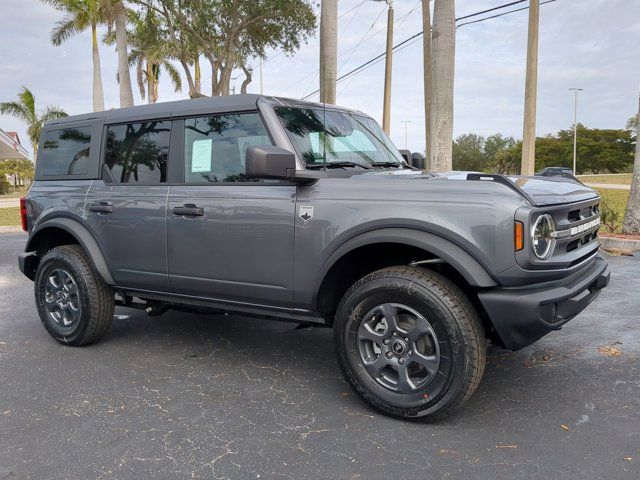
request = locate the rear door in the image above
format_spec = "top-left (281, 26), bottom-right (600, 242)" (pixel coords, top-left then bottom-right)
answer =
top-left (84, 120), bottom-right (171, 291)
top-left (166, 112), bottom-right (296, 307)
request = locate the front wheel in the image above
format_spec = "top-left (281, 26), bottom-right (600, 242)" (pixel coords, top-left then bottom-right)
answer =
top-left (34, 245), bottom-right (114, 346)
top-left (334, 266), bottom-right (486, 421)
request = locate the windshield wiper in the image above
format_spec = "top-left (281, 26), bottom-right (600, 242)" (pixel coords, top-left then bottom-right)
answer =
top-left (306, 161), bottom-right (371, 170)
top-left (371, 161), bottom-right (410, 169)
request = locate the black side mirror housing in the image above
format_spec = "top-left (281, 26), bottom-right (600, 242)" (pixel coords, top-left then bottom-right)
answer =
top-left (399, 149), bottom-right (411, 163)
top-left (410, 152), bottom-right (426, 170)
top-left (246, 146), bottom-right (297, 181)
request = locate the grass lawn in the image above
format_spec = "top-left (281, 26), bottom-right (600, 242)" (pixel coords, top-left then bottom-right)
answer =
top-left (0, 207), bottom-right (20, 226)
top-left (594, 187), bottom-right (630, 234)
top-left (0, 187), bottom-right (28, 198)
top-left (578, 173), bottom-right (632, 185)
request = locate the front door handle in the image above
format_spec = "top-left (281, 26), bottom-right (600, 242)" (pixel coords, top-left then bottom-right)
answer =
top-left (172, 204), bottom-right (204, 217)
top-left (88, 201), bottom-right (114, 214)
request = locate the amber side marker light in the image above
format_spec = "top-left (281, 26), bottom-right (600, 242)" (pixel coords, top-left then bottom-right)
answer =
top-left (514, 221), bottom-right (524, 251)
top-left (20, 197), bottom-right (28, 232)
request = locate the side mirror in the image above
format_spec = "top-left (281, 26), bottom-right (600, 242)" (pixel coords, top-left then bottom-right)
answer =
top-left (246, 146), bottom-right (297, 181)
top-left (410, 152), bottom-right (426, 170)
top-left (399, 149), bottom-right (411, 163)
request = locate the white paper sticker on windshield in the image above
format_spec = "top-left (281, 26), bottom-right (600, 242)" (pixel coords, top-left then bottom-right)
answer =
top-left (191, 139), bottom-right (212, 173)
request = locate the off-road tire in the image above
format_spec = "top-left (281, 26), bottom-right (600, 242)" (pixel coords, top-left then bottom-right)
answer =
top-left (334, 266), bottom-right (486, 421)
top-left (34, 245), bottom-right (114, 346)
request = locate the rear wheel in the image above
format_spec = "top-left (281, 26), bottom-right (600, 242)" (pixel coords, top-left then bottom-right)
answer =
top-left (34, 245), bottom-right (113, 346)
top-left (334, 266), bottom-right (486, 421)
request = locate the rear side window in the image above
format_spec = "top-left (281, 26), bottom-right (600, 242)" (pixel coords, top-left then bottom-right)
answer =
top-left (184, 113), bottom-right (272, 183)
top-left (104, 121), bottom-right (170, 183)
top-left (40, 127), bottom-right (91, 176)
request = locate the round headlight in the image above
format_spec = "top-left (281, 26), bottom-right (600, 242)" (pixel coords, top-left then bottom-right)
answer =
top-left (531, 214), bottom-right (556, 259)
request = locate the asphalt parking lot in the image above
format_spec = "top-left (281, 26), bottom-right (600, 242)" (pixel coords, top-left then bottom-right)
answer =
top-left (0, 232), bottom-right (638, 480)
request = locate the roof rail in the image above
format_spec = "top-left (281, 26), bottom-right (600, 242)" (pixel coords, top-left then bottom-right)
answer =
top-left (466, 173), bottom-right (538, 206)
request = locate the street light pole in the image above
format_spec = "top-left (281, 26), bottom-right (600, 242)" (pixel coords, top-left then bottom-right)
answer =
top-left (569, 87), bottom-right (583, 174)
top-left (373, 0), bottom-right (394, 135)
top-left (401, 120), bottom-right (412, 149)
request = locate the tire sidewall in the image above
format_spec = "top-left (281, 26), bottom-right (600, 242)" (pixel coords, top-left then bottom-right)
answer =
top-left (34, 249), bottom-right (93, 345)
top-left (335, 271), bottom-right (470, 419)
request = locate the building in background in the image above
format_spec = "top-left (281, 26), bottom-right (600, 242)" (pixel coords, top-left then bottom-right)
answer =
top-left (0, 128), bottom-right (30, 186)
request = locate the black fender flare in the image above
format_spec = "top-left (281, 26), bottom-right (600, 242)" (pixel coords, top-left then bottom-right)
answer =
top-left (26, 218), bottom-right (115, 285)
top-left (313, 227), bottom-right (497, 303)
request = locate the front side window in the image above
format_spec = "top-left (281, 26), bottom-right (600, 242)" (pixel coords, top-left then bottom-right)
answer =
top-left (40, 126), bottom-right (91, 176)
top-left (274, 106), bottom-right (404, 168)
top-left (104, 121), bottom-right (170, 183)
top-left (184, 113), bottom-right (272, 183)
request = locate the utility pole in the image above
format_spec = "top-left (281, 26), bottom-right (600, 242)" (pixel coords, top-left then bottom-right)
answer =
top-left (260, 58), bottom-right (264, 95)
top-left (319, 0), bottom-right (338, 104)
top-left (401, 120), bottom-right (412, 149)
top-left (381, 0), bottom-right (394, 135)
top-left (569, 87), bottom-right (583, 174)
top-left (521, 0), bottom-right (539, 176)
top-left (422, 0), bottom-right (432, 164)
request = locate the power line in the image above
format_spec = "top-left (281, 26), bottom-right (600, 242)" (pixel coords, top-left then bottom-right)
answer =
top-left (302, 0), bottom-right (560, 101)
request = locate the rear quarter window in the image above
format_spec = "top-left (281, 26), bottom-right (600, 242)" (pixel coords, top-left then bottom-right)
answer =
top-left (39, 127), bottom-right (92, 176)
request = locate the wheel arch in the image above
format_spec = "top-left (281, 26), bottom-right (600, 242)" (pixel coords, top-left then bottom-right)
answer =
top-left (313, 228), bottom-right (497, 317)
top-left (25, 218), bottom-right (114, 285)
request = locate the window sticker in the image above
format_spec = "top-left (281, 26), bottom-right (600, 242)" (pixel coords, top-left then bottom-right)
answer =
top-left (191, 139), bottom-right (213, 173)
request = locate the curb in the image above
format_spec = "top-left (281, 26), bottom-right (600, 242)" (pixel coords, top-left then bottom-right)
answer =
top-left (0, 226), bottom-right (24, 234)
top-left (599, 236), bottom-right (640, 252)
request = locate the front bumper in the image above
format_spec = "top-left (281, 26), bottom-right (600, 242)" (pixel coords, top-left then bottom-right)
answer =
top-left (478, 254), bottom-right (610, 350)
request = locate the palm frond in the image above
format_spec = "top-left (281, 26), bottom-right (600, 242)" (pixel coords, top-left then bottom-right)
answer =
top-left (51, 15), bottom-right (80, 45)
top-left (0, 101), bottom-right (32, 124)
top-left (136, 59), bottom-right (146, 100)
top-left (163, 61), bottom-right (183, 92)
top-left (17, 87), bottom-right (36, 119)
top-left (39, 105), bottom-right (68, 125)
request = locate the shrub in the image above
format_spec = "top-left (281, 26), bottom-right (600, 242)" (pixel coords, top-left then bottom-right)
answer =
top-left (0, 177), bottom-right (11, 195)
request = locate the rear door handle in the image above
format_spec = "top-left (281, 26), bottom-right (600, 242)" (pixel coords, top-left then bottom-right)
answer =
top-left (88, 201), bottom-right (114, 214)
top-left (172, 204), bottom-right (204, 217)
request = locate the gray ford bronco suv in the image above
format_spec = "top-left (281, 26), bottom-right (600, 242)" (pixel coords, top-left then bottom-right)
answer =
top-left (19, 95), bottom-right (609, 421)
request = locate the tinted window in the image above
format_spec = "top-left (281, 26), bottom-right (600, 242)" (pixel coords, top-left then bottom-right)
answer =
top-left (40, 127), bottom-right (91, 176)
top-left (104, 121), bottom-right (170, 183)
top-left (184, 113), bottom-right (272, 183)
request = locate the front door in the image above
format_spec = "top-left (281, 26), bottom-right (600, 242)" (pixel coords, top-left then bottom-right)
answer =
top-left (84, 120), bottom-right (171, 291)
top-left (166, 112), bottom-right (296, 307)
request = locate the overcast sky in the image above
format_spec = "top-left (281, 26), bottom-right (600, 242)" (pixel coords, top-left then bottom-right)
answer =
top-left (0, 0), bottom-right (638, 156)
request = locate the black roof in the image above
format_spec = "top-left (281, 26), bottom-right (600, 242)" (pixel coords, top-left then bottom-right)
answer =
top-left (46, 94), bottom-right (368, 126)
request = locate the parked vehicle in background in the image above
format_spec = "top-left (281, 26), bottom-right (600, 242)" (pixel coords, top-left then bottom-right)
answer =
top-left (535, 166), bottom-right (574, 177)
top-left (18, 95), bottom-right (609, 421)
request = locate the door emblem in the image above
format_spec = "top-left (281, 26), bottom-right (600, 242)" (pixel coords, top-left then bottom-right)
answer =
top-left (299, 206), bottom-right (314, 221)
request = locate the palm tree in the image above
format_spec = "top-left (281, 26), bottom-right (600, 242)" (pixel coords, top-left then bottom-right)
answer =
top-left (43, 0), bottom-right (106, 112)
top-left (0, 87), bottom-right (67, 160)
top-left (101, 0), bottom-right (134, 107)
top-left (430, 0), bottom-right (455, 172)
top-left (623, 93), bottom-right (640, 234)
top-left (127, 9), bottom-right (182, 103)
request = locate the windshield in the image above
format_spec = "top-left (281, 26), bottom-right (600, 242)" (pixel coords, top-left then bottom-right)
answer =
top-left (274, 106), bottom-right (405, 168)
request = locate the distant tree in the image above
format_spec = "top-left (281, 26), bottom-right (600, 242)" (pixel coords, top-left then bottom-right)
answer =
top-left (534, 125), bottom-right (634, 174)
top-left (43, 0), bottom-right (107, 112)
top-left (131, 0), bottom-right (316, 96)
top-left (623, 94), bottom-right (640, 234)
top-left (452, 134), bottom-right (485, 171)
top-left (0, 159), bottom-right (35, 186)
top-left (0, 87), bottom-right (67, 159)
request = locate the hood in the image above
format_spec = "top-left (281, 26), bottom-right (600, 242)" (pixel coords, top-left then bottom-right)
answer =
top-left (359, 170), bottom-right (599, 206)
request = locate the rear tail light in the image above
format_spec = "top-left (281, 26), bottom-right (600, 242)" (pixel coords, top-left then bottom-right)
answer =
top-left (20, 197), bottom-right (28, 232)
top-left (514, 221), bottom-right (524, 251)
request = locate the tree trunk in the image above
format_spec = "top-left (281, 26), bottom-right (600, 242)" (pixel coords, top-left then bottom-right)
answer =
top-left (622, 93), bottom-right (640, 234)
top-left (146, 61), bottom-right (153, 104)
top-left (422, 0), bottom-right (432, 165)
top-left (430, 0), bottom-right (455, 172)
top-left (179, 60), bottom-right (200, 98)
top-left (240, 65), bottom-right (252, 94)
top-left (91, 23), bottom-right (105, 112)
top-left (115, 3), bottom-right (134, 108)
top-left (194, 56), bottom-right (202, 95)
